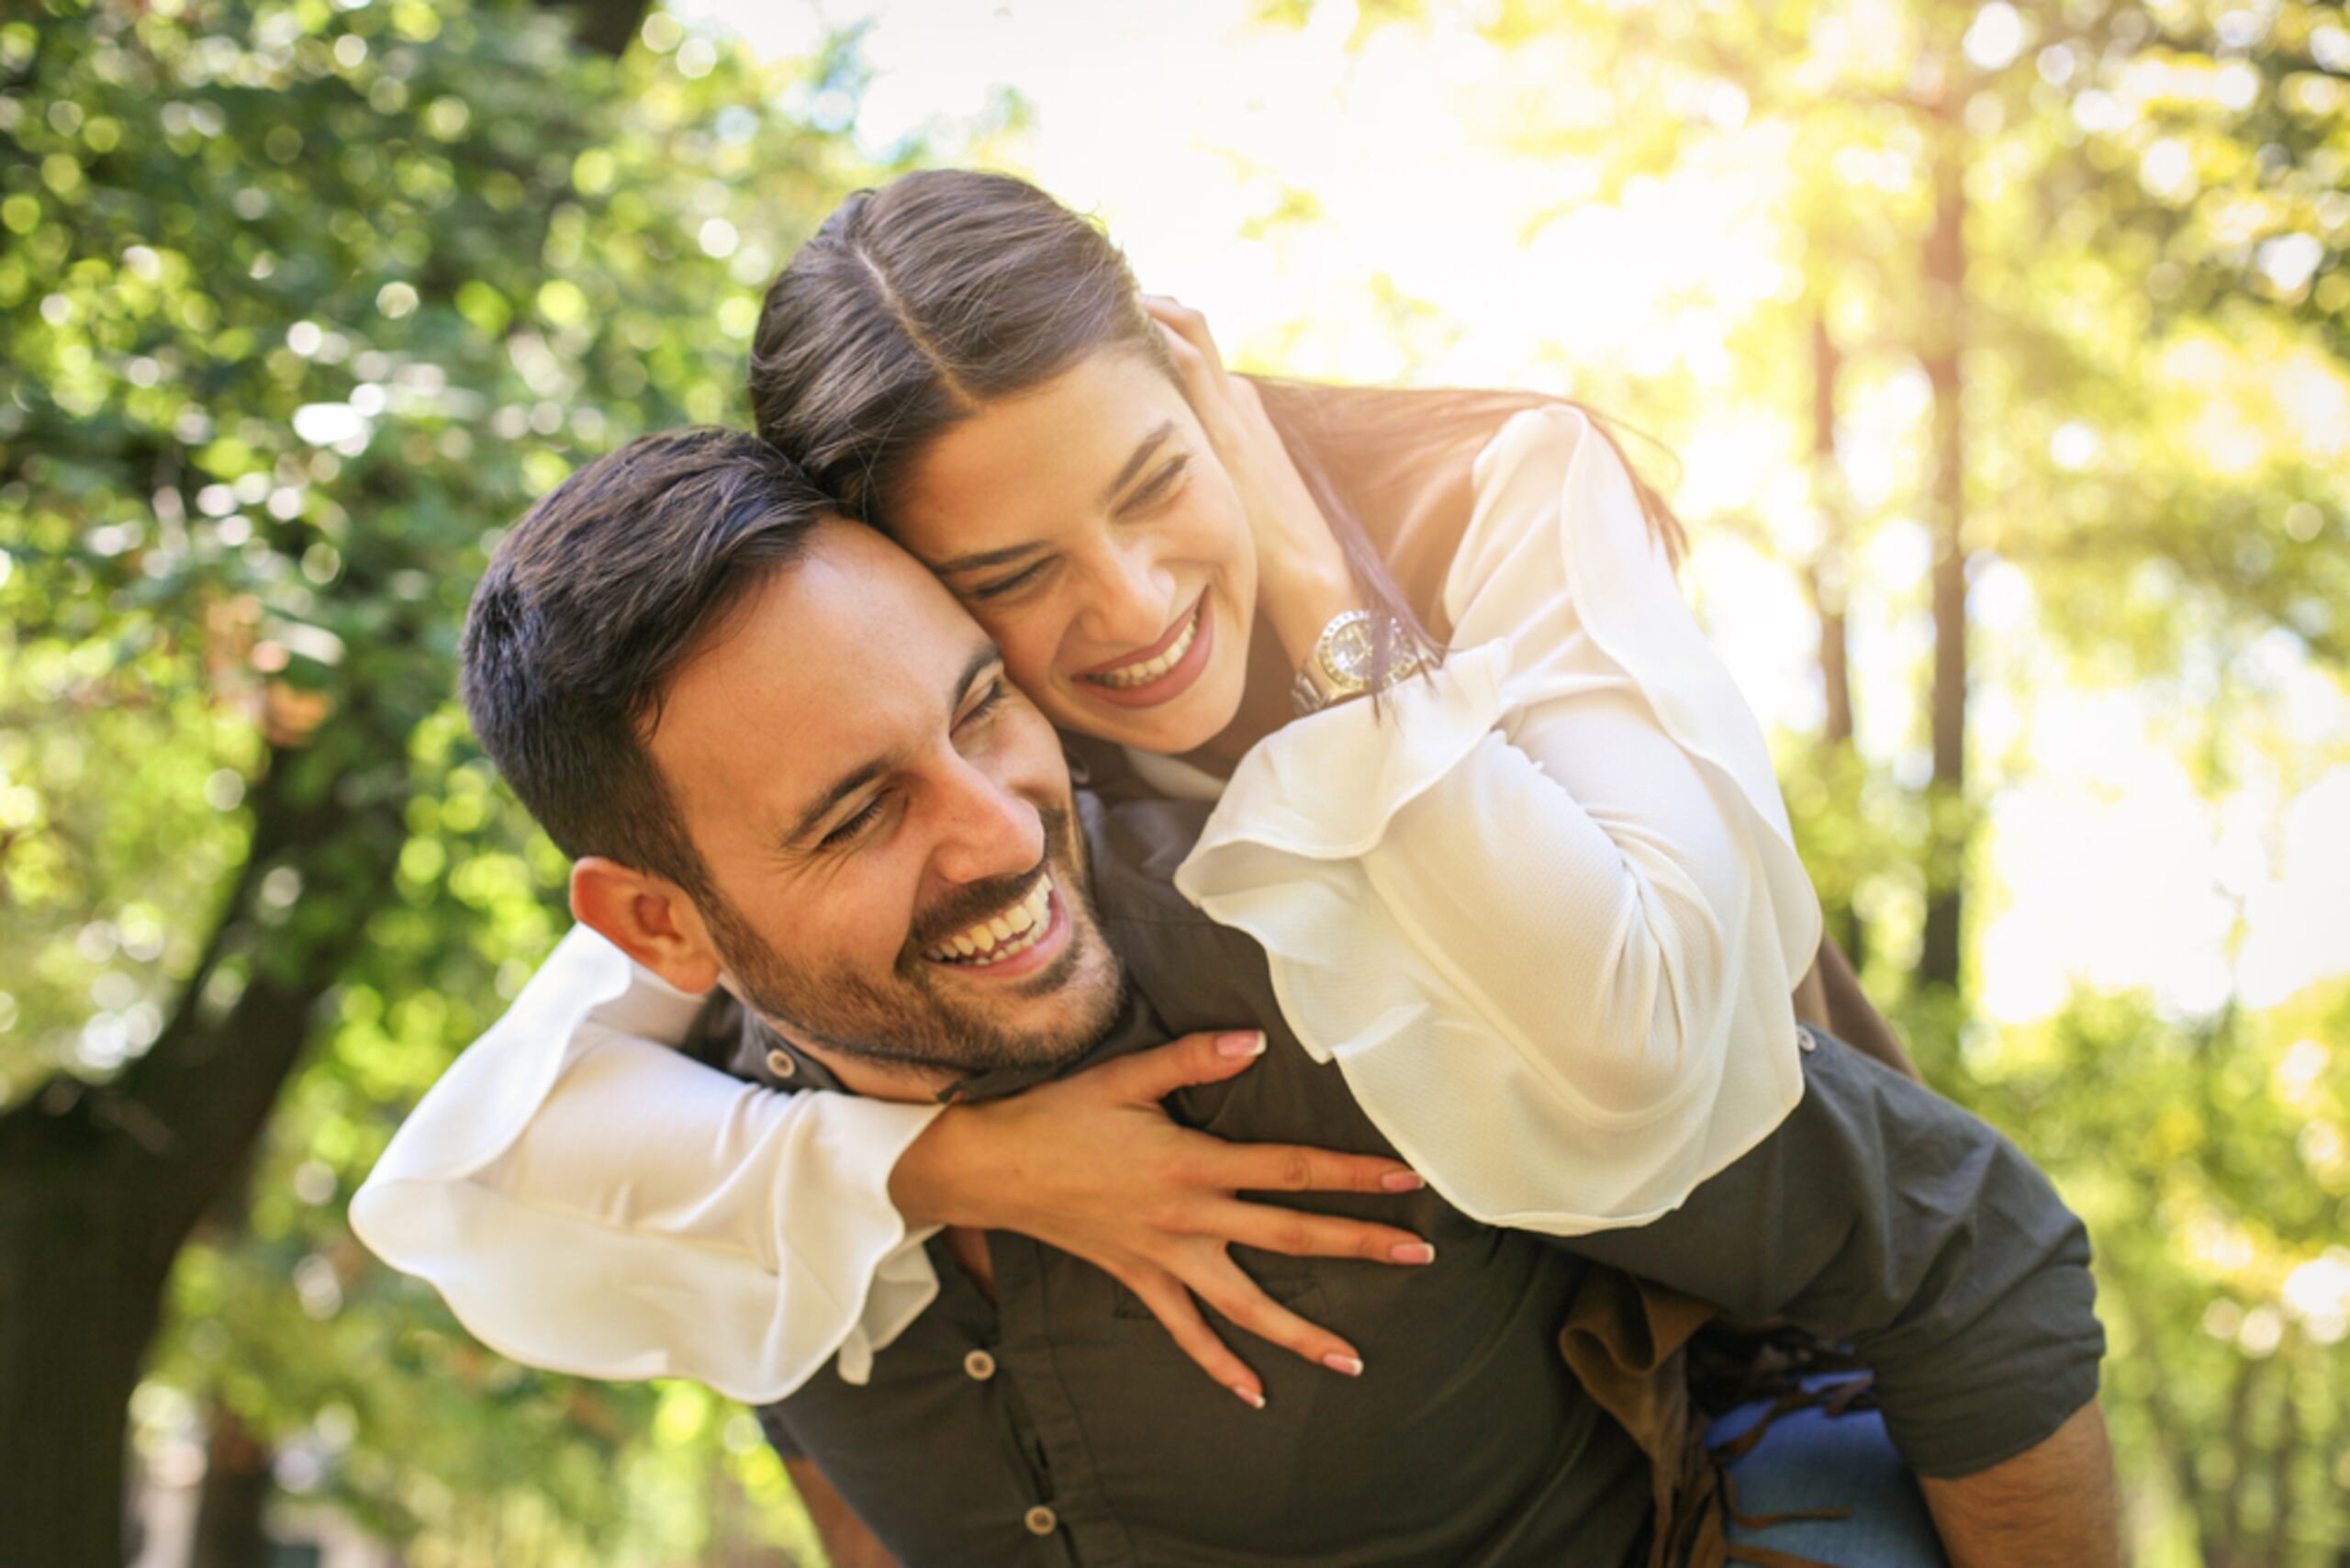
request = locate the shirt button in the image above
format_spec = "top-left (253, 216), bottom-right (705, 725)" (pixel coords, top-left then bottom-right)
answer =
top-left (1796, 1027), bottom-right (1818, 1054)
top-left (1023, 1505), bottom-right (1058, 1537)
top-left (765, 1048), bottom-right (799, 1078)
top-left (963, 1349), bottom-right (997, 1382)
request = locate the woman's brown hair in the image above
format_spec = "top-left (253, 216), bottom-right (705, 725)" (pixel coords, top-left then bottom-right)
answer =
top-left (748, 169), bottom-right (1684, 689)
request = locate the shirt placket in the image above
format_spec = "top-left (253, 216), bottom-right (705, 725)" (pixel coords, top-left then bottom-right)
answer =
top-left (919, 1235), bottom-right (1080, 1568)
top-left (988, 1232), bottom-right (1141, 1568)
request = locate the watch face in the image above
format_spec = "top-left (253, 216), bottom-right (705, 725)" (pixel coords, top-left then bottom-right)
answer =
top-left (1322, 615), bottom-right (1379, 689)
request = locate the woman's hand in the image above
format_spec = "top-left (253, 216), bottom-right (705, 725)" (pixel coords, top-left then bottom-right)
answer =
top-left (888, 1029), bottom-right (1434, 1408)
top-left (1144, 297), bottom-right (1359, 669)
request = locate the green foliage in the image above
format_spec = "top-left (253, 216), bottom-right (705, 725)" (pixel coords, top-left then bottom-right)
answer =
top-left (2, 0), bottom-right (893, 1557)
top-left (6, 0), bottom-right (2346, 1562)
top-left (1960, 985), bottom-right (2350, 1564)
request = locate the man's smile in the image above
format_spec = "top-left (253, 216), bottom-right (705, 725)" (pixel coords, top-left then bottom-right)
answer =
top-left (920, 868), bottom-right (1070, 980)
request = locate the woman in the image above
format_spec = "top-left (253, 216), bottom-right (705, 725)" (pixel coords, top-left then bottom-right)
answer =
top-left (355, 170), bottom-right (1897, 1414)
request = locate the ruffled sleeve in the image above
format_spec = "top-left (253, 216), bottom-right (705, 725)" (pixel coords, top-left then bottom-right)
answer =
top-left (348, 924), bottom-right (946, 1402)
top-left (1174, 405), bottom-right (1821, 1233)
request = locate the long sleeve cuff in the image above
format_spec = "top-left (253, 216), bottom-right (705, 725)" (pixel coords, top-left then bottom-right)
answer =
top-left (351, 926), bottom-right (950, 1403)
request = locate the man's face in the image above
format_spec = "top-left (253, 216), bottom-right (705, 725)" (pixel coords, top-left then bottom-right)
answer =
top-left (645, 520), bottom-right (1124, 1075)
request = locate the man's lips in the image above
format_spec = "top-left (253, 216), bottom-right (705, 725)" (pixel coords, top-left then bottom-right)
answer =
top-left (920, 870), bottom-right (1069, 981)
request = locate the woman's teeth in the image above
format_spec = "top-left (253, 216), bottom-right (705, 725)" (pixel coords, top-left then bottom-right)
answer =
top-left (924, 872), bottom-right (1057, 967)
top-left (1086, 604), bottom-right (1199, 689)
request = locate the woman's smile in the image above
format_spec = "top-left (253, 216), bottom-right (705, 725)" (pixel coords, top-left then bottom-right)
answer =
top-left (1069, 594), bottom-right (1214, 708)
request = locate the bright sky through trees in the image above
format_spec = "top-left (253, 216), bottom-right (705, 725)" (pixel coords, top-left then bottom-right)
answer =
top-left (700, 0), bottom-right (2350, 1025)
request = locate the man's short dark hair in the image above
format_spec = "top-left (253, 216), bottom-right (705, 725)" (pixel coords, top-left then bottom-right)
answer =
top-left (459, 426), bottom-right (827, 896)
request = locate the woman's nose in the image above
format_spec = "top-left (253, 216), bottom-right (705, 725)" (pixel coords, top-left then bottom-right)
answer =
top-left (1077, 540), bottom-right (1175, 649)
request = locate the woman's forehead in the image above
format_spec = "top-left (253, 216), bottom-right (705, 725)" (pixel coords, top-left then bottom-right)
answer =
top-left (892, 353), bottom-right (1188, 551)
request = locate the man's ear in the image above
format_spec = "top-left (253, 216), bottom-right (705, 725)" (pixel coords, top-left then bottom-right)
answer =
top-left (570, 857), bottom-right (724, 995)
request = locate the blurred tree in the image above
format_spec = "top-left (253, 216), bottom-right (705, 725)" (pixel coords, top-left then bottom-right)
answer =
top-left (1964, 980), bottom-right (2350, 1564)
top-left (0, 1), bottom-right (888, 1562)
top-left (1268, 0), bottom-right (2348, 1559)
top-left (1317, 0), bottom-right (2346, 1018)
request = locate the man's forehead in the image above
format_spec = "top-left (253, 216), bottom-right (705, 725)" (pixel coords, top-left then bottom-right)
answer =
top-left (648, 519), bottom-right (994, 832)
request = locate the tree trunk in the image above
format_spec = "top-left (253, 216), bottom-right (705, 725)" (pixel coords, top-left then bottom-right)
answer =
top-left (536, 0), bottom-right (654, 59)
top-left (1918, 106), bottom-right (1972, 995)
top-left (0, 1108), bottom-right (169, 1568)
top-left (1809, 307), bottom-right (1856, 754)
top-left (0, 738), bottom-right (401, 1568)
top-left (189, 1402), bottom-right (274, 1568)
top-left (1805, 299), bottom-right (1867, 970)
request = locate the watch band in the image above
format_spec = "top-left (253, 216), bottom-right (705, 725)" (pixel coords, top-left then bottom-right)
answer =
top-left (1291, 609), bottom-right (1423, 715)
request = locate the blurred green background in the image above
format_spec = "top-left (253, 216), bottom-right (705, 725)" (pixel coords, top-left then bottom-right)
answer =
top-left (2, 0), bottom-right (2344, 1563)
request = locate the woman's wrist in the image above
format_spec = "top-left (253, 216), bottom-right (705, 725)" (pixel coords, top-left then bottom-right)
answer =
top-left (886, 1105), bottom-right (990, 1230)
top-left (1259, 551), bottom-right (1360, 673)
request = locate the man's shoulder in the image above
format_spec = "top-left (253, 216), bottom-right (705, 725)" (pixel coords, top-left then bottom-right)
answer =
top-left (1077, 788), bottom-right (1287, 1034)
top-left (1078, 788), bottom-right (1214, 924)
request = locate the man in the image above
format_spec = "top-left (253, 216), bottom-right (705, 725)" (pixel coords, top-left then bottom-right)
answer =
top-left (420, 426), bottom-right (2115, 1567)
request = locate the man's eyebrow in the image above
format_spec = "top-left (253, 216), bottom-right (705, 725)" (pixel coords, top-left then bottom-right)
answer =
top-left (783, 641), bottom-right (1004, 846)
top-left (948, 640), bottom-right (1002, 711)
top-left (785, 756), bottom-right (892, 847)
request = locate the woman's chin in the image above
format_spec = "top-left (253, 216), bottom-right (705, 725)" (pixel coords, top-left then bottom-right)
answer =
top-left (1050, 670), bottom-right (1242, 756)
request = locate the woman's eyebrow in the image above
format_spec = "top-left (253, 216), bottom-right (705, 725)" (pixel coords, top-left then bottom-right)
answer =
top-left (1099, 420), bottom-right (1176, 508)
top-left (933, 540), bottom-right (1047, 576)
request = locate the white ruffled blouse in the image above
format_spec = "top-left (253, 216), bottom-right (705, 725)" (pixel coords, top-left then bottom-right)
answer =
top-left (349, 406), bottom-right (1821, 1405)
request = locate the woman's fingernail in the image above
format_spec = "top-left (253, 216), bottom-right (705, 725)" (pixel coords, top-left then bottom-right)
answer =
top-left (1379, 1171), bottom-right (1426, 1193)
top-left (1321, 1353), bottom-right (1364, 1377)
top-left (1230, 1384), bottom-right (1267, 1410)
top-left (1389, 1242), bottom-right (1436, 1265)
top-left (1217, 1031), bottom-right (1267, 1058)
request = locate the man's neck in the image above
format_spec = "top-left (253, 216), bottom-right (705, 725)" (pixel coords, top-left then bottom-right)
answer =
top-left (790, 1040), bottom-right (957, 1104)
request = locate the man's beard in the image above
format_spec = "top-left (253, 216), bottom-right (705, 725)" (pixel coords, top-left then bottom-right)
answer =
top-left (701, 803), bottom-right (1125, 1076)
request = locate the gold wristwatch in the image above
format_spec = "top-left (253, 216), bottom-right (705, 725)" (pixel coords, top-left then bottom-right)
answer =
top-left (1291, 609), bottom-right (1424, 715)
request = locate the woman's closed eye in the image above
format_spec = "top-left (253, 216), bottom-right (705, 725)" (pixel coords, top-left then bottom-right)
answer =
top-left (1120, 454), bottom-right (1190, 516)
top-left (967, 459), bottom-right (1190, 601)
top-left (970, 557), bottom-right (1053, 601)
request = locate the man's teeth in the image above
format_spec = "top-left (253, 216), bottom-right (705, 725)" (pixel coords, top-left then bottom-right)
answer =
top-left (1087, 605), bottom-right (1198, 689)
top-left (925, 872), bottom-right (1057, 967)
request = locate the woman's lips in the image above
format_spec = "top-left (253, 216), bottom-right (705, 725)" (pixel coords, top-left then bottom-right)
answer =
top-left (1075, 593), bottom-right (1203, 678)
top-left (1073, 596), bottom-right (1213, 710)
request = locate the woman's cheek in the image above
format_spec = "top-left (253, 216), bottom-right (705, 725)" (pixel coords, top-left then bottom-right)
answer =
top-left (1002, 616), bottom-right (1088, 727)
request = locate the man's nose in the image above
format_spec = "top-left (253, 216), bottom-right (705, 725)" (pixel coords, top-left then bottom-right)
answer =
top-left (1076, 538), bottom-right (1175, 649)
top-left (929, 756), bottom-right (1046, 888)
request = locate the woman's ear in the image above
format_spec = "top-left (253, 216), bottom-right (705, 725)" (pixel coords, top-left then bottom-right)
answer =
top-left (569, 857), bottom-right (724, 995)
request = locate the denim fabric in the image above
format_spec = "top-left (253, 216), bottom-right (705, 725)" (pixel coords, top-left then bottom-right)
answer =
top-left (1707, 1377), bottom-right (1951, 1568)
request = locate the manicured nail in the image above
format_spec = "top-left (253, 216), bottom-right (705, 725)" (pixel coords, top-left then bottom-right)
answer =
top-left (1389, 1242), bottom-right (1436, 1265)
top-left (1379, 1171), bottom-right (1426, 1193)
top-left (1230, 1384), bottom-right (1266, 1409)
top-left (1217, 1031), bottom-right (1267, 1058)
top-left (1321, 1353), bottom-right (1364, 1377)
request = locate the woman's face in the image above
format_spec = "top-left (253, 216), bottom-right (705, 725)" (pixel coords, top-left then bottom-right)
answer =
top-left (889, 349), bottom-right (1258, 756)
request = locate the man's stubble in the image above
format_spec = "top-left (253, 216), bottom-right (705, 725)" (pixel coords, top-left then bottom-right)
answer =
top-left (700, 803), bottom-right (1126, 1076)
